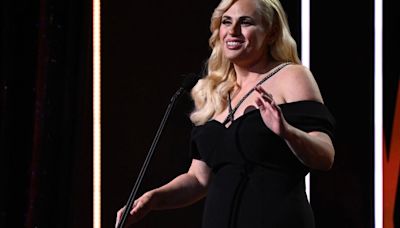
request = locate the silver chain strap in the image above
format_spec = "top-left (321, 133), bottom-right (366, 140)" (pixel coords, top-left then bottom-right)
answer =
top-left (222, 62), bottom-right (291, 125)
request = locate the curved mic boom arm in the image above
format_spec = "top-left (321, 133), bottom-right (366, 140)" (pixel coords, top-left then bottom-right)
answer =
top-left (117, 74), bottom-right (199, 228)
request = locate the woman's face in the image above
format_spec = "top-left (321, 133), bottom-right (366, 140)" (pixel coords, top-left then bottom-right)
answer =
top-left (219, 0), bottom-right (269, 66)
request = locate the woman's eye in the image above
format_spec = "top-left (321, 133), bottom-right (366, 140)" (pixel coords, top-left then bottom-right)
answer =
top-left (221, 20), bottom-right (231, 25)
top-left (241, 20), bottom-right (253, 26)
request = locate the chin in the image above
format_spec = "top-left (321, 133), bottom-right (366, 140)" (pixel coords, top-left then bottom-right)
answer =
top-left (223, 52), bottom-right (241, 61)
top-left (225, 55), bottom-right (246, 65)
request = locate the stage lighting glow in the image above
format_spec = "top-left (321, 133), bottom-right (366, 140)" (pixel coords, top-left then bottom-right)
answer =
top-left (301, 0), bottom-right (310, 201)
top-left (374, 0), bottom-right (383, 227)
top-left (93, 0), bottom-right (101, 227)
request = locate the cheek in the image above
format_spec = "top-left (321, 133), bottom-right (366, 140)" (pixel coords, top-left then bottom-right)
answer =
top-left (244, 33), bottom-right (258, 47)
top-left (219, 28), bottom-right (226, 42)
top-left (259, 34), bottom-right (268, 47)
top-left (251, 33), bottom-right (268, 48)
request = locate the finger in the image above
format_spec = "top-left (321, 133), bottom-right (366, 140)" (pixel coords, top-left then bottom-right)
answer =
top-left (115, 217), bottom-right (121, 228)
top-left (257, 90), bottom-right (272, 103)
top-left (128, 200), bottom-right (138, 214)
top-left (266, 98), bottom-right (281, 113)
top-left (255, 85), bottom-right (266, 93)
top-left (255, 85), bottom-right (272, 97)
top-left (256, 93), bottom-right (272, 111)
top-left (116, 207), bottom-right (125, 228)
top-left (267, 99), bottom-right (276, 109)
top-left (131, 200), bottom-right (143, 215)
top-left (266, 101), bottom-right (283, 120)
top-left (255, 98), bottom-right (266, 111)
top-left (117, 207), bottom-right (125, 219)
top-left (261, 93), bottom-right (273, 103)
top-left (130, 201), bottom-right (147, 224)
top-left (255, 86), bottom-right (273, 102)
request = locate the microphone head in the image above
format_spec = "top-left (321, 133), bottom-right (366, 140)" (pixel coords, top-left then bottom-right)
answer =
top-left (181, 73), bottom-right (200, 91)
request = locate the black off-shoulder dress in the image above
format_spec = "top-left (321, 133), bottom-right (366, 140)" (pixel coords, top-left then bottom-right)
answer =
top-left (190, 101), bottom-right (335, 228)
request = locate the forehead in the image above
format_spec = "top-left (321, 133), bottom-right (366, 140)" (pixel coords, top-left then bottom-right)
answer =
top-left (223, 0), bottom-right (260, 18)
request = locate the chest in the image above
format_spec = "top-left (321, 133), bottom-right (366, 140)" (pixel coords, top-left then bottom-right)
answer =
top-left (193, 110), bottom-right (305, 172)
top-left (213, 82), bottom-right (285, 125)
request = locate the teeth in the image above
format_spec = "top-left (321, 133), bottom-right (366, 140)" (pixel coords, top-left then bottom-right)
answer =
top-left (227, 41), bottom-right (241, 46)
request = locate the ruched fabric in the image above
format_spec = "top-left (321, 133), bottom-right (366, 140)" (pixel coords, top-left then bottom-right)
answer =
top-left (190, 100), bottom-right (335, 228)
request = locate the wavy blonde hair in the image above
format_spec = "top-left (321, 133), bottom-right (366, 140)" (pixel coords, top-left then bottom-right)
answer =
top-left (190, 0), bottom-right (301, 125)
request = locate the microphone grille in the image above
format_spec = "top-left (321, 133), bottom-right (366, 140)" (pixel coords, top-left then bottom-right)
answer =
top-left (181, 73), bottom-right (200, 91)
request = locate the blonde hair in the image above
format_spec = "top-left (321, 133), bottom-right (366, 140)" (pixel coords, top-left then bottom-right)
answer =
top-left (190, 0), bottom-right (301, 125)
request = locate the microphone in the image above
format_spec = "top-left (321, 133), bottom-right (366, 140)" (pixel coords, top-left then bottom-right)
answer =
top-left (117, 73), bottom-right (200, 228)
top-left (171, 73), bottom-right (200, 102)
top-left (181, 73), bottom-right (200, 91)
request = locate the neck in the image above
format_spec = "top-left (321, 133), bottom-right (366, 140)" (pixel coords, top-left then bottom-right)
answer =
top-left (233, 59), bottom-right (278, 88)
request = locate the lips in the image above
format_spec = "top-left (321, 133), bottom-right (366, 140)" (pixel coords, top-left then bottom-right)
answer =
top-left (226, 39), bottom-right (244, 50)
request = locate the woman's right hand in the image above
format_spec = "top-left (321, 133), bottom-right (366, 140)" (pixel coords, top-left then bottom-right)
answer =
top-left (115, 191), bottom-right (156, 228)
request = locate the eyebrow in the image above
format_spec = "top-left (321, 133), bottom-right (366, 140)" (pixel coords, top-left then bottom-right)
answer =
top-left (221, 15), bottom-right (254, 20)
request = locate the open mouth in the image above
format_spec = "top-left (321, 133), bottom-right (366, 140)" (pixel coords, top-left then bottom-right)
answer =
top-left (226, 40), bottom-right (244, 49)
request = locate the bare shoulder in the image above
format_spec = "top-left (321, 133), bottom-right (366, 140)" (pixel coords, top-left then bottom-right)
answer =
top-left (278, 64), bottom-right (324, 103)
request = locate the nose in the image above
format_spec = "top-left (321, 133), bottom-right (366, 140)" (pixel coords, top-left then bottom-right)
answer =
top-left (228, 21), bottom-right (241, 36)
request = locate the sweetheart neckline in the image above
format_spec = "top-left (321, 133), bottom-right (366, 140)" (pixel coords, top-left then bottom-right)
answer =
top-left (205, 100), bottom-right (325, 130)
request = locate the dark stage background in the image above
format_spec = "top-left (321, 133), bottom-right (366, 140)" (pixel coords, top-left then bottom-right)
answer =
top-left (1, 0), bottom-right (93, 227)
top-left (1, 0), bottom-right (399, 227)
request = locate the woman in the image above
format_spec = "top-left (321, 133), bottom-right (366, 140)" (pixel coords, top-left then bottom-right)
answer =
top-left (116, 0), bottom-right (335, 227)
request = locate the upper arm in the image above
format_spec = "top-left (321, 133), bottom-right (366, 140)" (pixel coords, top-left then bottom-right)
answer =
top-left (280, 64), bottom-right (324, 103)
top-left (187, 159), bottom-right (212, 189)
top-left (281, 65), bottom-right (333, 145)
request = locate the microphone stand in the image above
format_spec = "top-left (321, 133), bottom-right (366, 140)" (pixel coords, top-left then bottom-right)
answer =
top-left (117, 87), bottom-right (186, 228)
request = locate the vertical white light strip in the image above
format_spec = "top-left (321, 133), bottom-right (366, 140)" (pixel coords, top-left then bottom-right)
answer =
top-left (374, 0), bottom-right (383, 227)
top-left (93, 0), bottom-right (101, 227)
top-left (301, 0), bottom-right (310, 68)
top-left (301, 0), bottom-right (311, 201)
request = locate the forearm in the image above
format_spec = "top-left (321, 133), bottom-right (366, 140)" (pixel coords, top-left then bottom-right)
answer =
top-left (149, 173), bottom-right (208, 210)
top-left (283, 124), bottom-right (334, 170)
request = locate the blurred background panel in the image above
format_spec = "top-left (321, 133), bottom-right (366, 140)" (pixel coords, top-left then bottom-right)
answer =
top-left (0, 0), bottom-right (92, 227)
